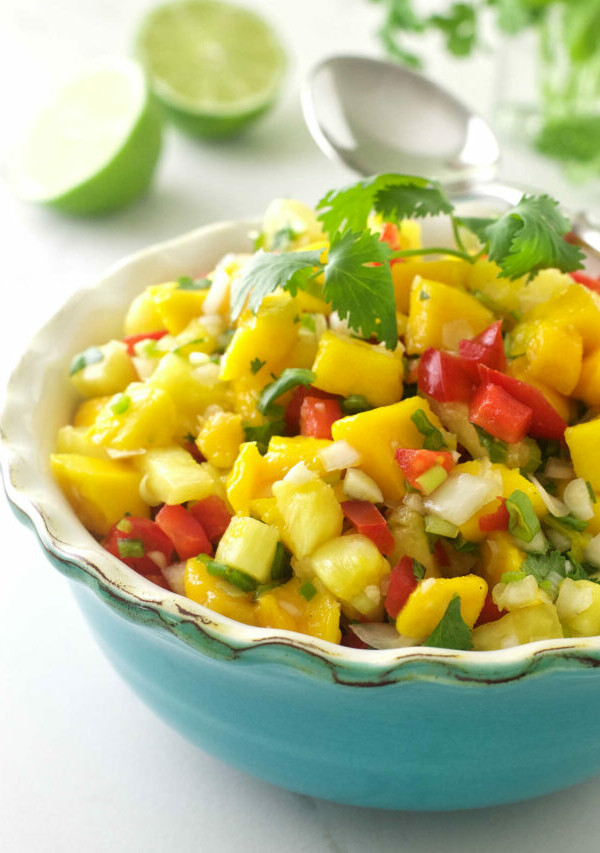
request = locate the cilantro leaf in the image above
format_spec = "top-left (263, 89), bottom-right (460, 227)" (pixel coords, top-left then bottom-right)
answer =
top-left (230, 249), bottom-right (322, 320)
top-left (428, 3), bottom-right (477, 57)
top-left (323, 229), bottom-right (397, 349)
top-left (250, 357), bottom-right (266, 375)
top-left (316, 174), bottom-right (453, 237)
top-left (464, 195), bottom-right (585, 279)
top-left (422, 595), bottom-right (473, 651)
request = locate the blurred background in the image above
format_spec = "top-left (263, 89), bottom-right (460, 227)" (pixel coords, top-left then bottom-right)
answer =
top-left (2, 1), bottom-right (600, 851)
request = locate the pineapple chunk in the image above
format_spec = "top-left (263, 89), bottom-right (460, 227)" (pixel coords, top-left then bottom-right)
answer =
top-left (556, 577), bottom-right (600, 637)
top-left (50, 453), bottom-right (148, 537)
top-left (472, 603), bottom-right (563, 650)
top-left (124, 290), bottom-right (164, 335)
top-left (387, 504), bottom-right (439, 577)
top-left (149, 353), bottom-right (231, 430)
top-left (88, 383), bottom-right (176, 451)
top-left (136, 446), bottom-right (221, 505)
top-left (56, 425), bottom-right (109, 459)
top-left (261, 198), bottom-right (325, 250)
top-left (272, 476), bottom-right (343, 558)
top-left (312, 331), bottom-right (404, 407)
top-left (184, 556), bottom-right (257, 625)
top-left (396, 575), bottom-right (487, 640)
top-left (405, 276), bottom-right (494, 355)
top-left (255, 576), bottom-right (341, 643)
top-left (70, 340), bottom-right (136, 398)
top-left (303, 533), bottom-right (390, 616)
top-left (215, 516), bottom-right (279, 583)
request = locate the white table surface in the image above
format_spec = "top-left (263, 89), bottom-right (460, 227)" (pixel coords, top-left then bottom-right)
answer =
top-left (3, 2), bottom-right (600, 851)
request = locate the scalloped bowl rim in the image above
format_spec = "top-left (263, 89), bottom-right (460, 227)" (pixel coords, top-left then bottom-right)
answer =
top-left (3, 212), bottom-right (600, 685)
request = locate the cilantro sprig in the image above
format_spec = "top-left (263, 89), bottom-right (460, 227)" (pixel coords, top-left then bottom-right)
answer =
top-left (230, 174), bottom-right (584, 351)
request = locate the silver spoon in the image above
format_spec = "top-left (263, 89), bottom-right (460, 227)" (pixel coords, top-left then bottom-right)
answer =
top-left (301, 54), bottom-right (600, 254)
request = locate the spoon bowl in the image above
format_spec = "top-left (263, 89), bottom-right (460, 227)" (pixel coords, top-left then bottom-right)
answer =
top-left (302, 55), bottom-right (500, 191)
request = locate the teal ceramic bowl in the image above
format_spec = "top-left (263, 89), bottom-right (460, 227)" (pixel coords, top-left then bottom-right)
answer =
top-left (4, 211), bottom-right (600, 812)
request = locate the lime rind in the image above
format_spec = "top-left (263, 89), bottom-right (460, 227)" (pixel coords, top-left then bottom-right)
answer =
top-left (136, 0), bottom-right (286, 137)
top-left (12, 58), bottom-right (163, 215)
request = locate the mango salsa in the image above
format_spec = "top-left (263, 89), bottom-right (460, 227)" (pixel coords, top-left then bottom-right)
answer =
top-left (52, 178), bottom-right (600, 653)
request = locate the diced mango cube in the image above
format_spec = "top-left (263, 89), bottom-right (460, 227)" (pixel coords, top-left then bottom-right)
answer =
top-left (197, 411), bottom-right (244, 469)
top-left (405, 276), bottom-right (494, 355)
top-left (272, 476), bottom-right (343, 558)
top-left (565, 419), bottom-right (600, 492)
top-left (480, 532), bottom-right (526, 587)
top-left (72, 396), bottom-right (112, 427)
top-left (255, 576), bottom-right (341, 643)
top-left (506, 358), bottom-right (575, 423)
top-left (50, 453), bottom-right (148, 537)
top-left (226, 442), bottom-right (274, 515)
top-left (392, 258), bottom-right (471, 313)
top-left (396, 575), bottom-right (487, 640)
top-left (184, 556), bottom-right (257, 625)
top-left (311, 330), bottom-right (404, 407)
top-left (88, 383), bottom-right (176, 451)
top-left (265, 436), bottom-right (332, 479)
top-left (219, 293), bottom-right (300, 382)
top-left (521, 283), bottom-right (600, 353)
top-left (526, 322), bottom-right (582, 395)
top-left (472, 603), bottom-right (563, 650)
top-left (574, 348), bottom-right (600, 406)
top-left (331, 396), bottom-right (448, 501)
top-left (147, 280), bottom-right (209, 334)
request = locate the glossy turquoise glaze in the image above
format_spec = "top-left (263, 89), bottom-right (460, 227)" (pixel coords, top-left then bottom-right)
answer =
top-left (5, 212), bottom-right (600, 811)
top-left (71, 574), bottom-right (600, 810)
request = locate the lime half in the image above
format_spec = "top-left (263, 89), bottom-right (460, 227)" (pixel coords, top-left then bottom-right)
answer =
top-left (136, 0), bottom-right (286, 138)
top-left (12, 58), bottom-right (162, 215)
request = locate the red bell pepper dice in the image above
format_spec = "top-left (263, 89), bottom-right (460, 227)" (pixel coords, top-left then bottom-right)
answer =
top-left (474, 591), bottom-right (504, 627)
top-left (104, 516), bottom-right (174, 588)
top-left (458, 320), bottom-right (506, 381)
top-left (122, 329), bottom-right (168, 356)
top-left (285, 385), bottom-right (337, 434)
top-left (341, 629), bottom-right (371, 649)
top-left (188, 496), bottom-right (232, 543)
top-left (395, 448), bottom-right (455, 491)
top-left (385, 556), bottom-right (419, 618)
top-left (417, 348), bottom-right (474, 402)
top-left (433, 539), bottom-right (451, 568)
top-left (469, 382), bottom-right (532, 444)
top-left (341, 500), bottom-right (395, 555)
top-left (570, 271), bottom-right (600, 294)
top-left (300, 396), bottom-right (343, 440)
top-left (478, 365), bottom-right (567, 440)
top-left (379, 222), bottom-right (400, 250)
top-left (478, 498), bottom-right (510, 532)
top-left (155, 504), bottom-right (213, 561)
